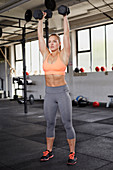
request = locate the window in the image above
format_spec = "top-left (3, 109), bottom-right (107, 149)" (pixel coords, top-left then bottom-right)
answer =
top-left (15, 44), bottom-right (22, 60)
top-left (15, 44), bottom-right (23, 77)
top-left (91, 26), bottom-right (105, 71)
top-left (76, 23), bottom-right (113, 72)
top-left (31, 40), bottom-right (40, 75)
top-left (77, 29), bottom-right (91, 72)
top-left (25, 42), bottom-right (31, 74)
top-left (15, 40), bottom-right (40, 76)
top-left (78, 52), bottom-right (91, 72)
top-left (106, 24), bottom-right (113, 71)
top-left (78, 29), bottom-right (90, 51)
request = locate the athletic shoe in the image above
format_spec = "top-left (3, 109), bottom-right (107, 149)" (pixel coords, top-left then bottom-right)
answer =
top-left (40, 150), bottom-right (54, 162)
top-left (67, 152), bottom-right (77, 165)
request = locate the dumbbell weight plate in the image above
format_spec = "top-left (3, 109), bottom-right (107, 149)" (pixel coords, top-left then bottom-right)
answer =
top-left (33, 9), bottom-right (43, 20)
top-left (25, 9), bottom-right (32, 22)
top-left (45, 0), bottom-right (56, 11)
top-left (44, 9), bottom-right (53, 19)
top-left (29, 94), bottom-right (34, 105)
top-left (58, 5), bottom-right (70, 16)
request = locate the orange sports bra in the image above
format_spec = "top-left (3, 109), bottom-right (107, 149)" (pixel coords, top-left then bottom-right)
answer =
top-left (43, 53), bottom-right (66, 75)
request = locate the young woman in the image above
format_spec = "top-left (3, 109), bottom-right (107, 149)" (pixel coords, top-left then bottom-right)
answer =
top-left (38, 12), bottom-right (77, 165)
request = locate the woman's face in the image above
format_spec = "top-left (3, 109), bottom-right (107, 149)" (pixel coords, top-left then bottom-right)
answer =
top-left (48, 35), bottom-right (60, 52)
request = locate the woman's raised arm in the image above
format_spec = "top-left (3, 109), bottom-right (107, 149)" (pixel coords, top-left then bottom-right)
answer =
top-left (37, 13), bottom-right (49, 59)
top-left (63, 15), bottom-right (71, 58)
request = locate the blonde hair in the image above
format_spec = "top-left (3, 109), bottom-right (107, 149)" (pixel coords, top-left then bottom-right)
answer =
top-left (49, 34), bottom-right (61, 51)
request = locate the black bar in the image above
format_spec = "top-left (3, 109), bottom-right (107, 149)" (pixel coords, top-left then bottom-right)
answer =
top-left (0, 78), bottom-right (3, 90)
top-left (0, 14), bottom-right (38, 23)
top-left (3, 31), bottom-right (22, 36)
top-left (0, 23), bottom-right (36, 31)
top-left (0, 39), bottom-right (21, 42)
top-left (76, 30), bottom-right (78, 67)
top-left (0, 41), bottom-right (15, 47)
top-left (2, 29), bottom-right (36, 38)
top-left (22, 27), bottom-right (27, 114)
top-left (0, 32), bottom-right (36, 47)
top-left (103, 12), bottom-right (113, 20)
top-left (77, 50), bottom-right (91, 53)
top-left (105, 25), bottom-right (107, 68)
top-left (45, 19), bottom-right (49, 48)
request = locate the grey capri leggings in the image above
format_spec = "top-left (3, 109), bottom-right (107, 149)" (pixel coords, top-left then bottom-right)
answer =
top-left (44, 84), bottom-right (76, 139)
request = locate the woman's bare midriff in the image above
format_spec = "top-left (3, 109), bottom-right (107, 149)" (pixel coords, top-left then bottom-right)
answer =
top-left (45, 74), bottom-right (66, 87)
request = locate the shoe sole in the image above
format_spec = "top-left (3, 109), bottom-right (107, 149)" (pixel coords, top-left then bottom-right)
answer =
top-left (67, 161), bottom-right (77, 165)
top-left (67, 157), bottom-right (77, 165)
top-left (40, 155), bottom-right (54, 162)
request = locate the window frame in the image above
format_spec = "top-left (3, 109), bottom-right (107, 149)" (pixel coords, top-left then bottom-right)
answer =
top-left (76, 22), bottom-right (113, 72)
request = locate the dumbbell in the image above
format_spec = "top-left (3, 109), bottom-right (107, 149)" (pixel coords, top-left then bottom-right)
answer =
top-left (58, 5), bottom-right (70, 16)
top-left (74, 67), bottom-right (80, 73)
top-left (33, 9), bottom-right (53, 20)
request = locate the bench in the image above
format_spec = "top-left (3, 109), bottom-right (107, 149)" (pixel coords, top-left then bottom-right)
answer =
top-left (106, 95), bottom-right (113, 107)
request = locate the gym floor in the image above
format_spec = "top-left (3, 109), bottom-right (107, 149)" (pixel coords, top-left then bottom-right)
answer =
top-left (0, 100), bottom-right (113, 170)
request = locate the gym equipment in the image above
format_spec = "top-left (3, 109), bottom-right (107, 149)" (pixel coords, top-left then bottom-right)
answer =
top-left (101, 66), bottom-right (106, 72)
top-left (74, 67), bottom-right (80, 73)
top-left (72, 99), bottom-right (78, 106)
top-left (58, 5), bottom-right (70, 16)
top-left (80, 67), bottom-right (84, 72)
top-left (76, 95), bottom-right (89, 107)
top-left (17, 94), bottom-right (34, 105)
top-left (45, 0), bottom-right (56, 11)
top-left (78, 97), bottom-right (88, 107)
top-left (18, 99), bottom-right (24, 104)
top-left (95, 66), bottom-right (100, 72)
top-left (33, 10), bottom-right (43, 20)
top-left (29, 94), bottom-right (34, 105)
top-left (0, 28), bottom-right (2, 37)
top-left (33, 9), bottom-right (53, 20)
top-left (93, 101), bottom-right (99, 107)
top-left (26, 72), bottom-right (29, 76)
top-left (106, 95), bottom-right (113, 107)
top-left (25, 9), bottom-right (32, 22)
top-left (76, 95), bottom-right (83, 101)
top-left (13, 77), bottom-right (34, 105)
top-left (44, 9), bottom-right (53, 19)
